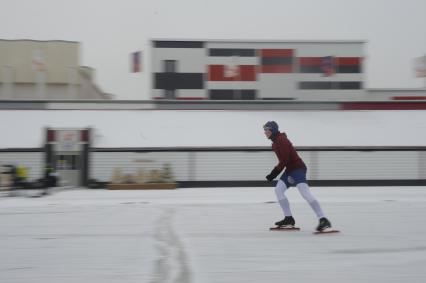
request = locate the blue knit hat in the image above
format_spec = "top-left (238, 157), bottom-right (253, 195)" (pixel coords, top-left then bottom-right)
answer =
top-left (263, 121), bottom-right (279, 135)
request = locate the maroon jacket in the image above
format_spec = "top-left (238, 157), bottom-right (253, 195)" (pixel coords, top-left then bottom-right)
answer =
top-left (271, 132), bottom-right (306, 173)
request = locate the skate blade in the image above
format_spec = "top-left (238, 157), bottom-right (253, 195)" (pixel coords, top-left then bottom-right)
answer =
top-left (270, 226), bottom-right (300, 231)
top-left (313, 228), bottom-right (340, 234)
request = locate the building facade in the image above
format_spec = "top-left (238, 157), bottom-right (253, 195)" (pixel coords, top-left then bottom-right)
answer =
top-left (152, 39), bottom-right (365, 100)
top-left (0, 39), bottom-right (109, 100)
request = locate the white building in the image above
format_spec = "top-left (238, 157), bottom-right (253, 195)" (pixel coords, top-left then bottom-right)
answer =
top-left (151, 39), bottom-right (426, 101)
top-left (151, 39), bottom-right (364, 100)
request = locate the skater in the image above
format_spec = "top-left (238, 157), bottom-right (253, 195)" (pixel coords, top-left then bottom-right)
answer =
top-left (263, 121), bottom-right (332, 232)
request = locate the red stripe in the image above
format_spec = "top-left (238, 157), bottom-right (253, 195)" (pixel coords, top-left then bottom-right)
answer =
top-left (299, 57), bottom-right (322, 66)
top-left (260, 65), bottom-right (293, 73)
top-left (261, 49), bottom-right (293, 57)
top-left (208, 65), bottom-right (224, 81)
top-left (393, 96), bottom-right (426, 100)
top-left (342, 102), bottom-right (426, 110)
top-left (337, 57), bottom-right (361, 66)
top-left (299, 57), bottom-right (361, 66)
top-left (81, 130), bottom-right (89, 142)
top-left (47, 130), bottom-right (55, 142)
top-left (208, 65), bottom-right (256, 81)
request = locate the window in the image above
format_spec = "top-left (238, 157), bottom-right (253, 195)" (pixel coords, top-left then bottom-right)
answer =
top-left (164, 60), bottom-right (177, 73)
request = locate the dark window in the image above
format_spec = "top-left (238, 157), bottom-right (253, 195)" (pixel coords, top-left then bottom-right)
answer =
top-left (299, 82), bottom-right (333, 90)
top-left (298, 81), bottom-right (362, 90)
top-left (209, 48), bottom-right (256, 57)
top-left (261, 57), bottom-right (293, 65)
top-left (299, 66), bottom-right (323, 73)
top-left (337, 65), bottom-right (361, 73)
top-left (56, 155), bottom-right (79, 170)
top-left (164, 60), bottom-right (177, 73)
top-left (154, 73), bottom-right (204, 90)
top-left (338, 81), bottom-right (362, 89)
top-left (154, 41), bottom-right (204, 48)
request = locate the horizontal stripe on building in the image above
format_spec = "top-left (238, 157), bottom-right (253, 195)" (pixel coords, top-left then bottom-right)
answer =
top-left (154, 73), bottom-right (204, 89)
top-left (209, 89), bottom-right (257, 100)
top-left (260, 65), bottom-right (293, 73)
top-left (299, 65), bottom-right (361, 73)
top-left (260, 49), bottom-right (293, 57)
top-left (393, 96), bottom-right (426, 100)
top-left (209, 48), bottom-right (256, 57)
top-left (261, 57), bottom-right (293, 65)
top-left (299, 57), bottom-right (361, 66)
top-left (337, 57), bottom-right (361, 65)
top-left (207, 81), bottom-right (257, 90)
top-left (299, 57), bottom-right (329, 65)
top-left (153, 41), bottom-right (204, 48)
top-left (207, 56), bottom-right (259, 65)
top-left (298, 81), bottom-right (362, 89)
top-left (208, 65), bottom-right (256, 81)
top-left (337, 65), bottom-right (361, 73)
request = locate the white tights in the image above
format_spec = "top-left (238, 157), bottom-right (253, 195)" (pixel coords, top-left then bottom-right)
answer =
top-left (274, 179), bottom-right (325, 218)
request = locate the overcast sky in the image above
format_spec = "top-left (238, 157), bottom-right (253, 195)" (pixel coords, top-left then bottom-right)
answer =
top-left (1, 0), bottom-right (426, 99)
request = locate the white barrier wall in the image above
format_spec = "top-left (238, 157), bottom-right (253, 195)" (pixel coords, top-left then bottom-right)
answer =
top-left (90, 150), bottom-right (426, 182)
top-left (0, 149), bottom-right (424, 184)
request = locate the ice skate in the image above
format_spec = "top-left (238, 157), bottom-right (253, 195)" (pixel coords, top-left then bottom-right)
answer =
top-left (270, 216), bottom-right (299, 231)
top-left (275, 216), bottom-right (295, 227)
top-left (313, 217), bottom-right (339, 234)
top-left (316, 217), bottom-right (331, 231)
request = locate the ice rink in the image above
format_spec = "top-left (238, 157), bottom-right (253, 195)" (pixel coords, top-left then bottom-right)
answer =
top-left (1, 186), bottom-right (426, 283)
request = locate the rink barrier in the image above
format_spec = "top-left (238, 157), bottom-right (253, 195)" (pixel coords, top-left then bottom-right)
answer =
top-left (1, 146), bottom-right (425, 187)
top-left (91, 146), bottom-right (426, 187)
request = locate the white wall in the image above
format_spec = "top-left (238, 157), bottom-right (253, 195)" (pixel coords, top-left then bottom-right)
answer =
top-left (0, 109), bottom-right (425, 183)
top-left (0, 110), bottom-right (425, 149)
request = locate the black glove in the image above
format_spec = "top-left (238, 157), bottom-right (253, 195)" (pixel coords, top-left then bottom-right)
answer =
top-left (266, 167), bottom-right (280, 182)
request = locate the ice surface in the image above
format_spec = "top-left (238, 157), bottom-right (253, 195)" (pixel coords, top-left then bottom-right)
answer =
top-left (1, 186), bottom-right (426, 283)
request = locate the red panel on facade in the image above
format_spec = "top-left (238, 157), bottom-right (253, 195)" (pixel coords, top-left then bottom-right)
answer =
top-left (81, 129), bottom-right (89, 142)
top-left (260, 49), bottom-right (293, 57)
top-left (208, 65), bottom-right (256, 81)
top-left (208, 65), bottom-right (224, 81)
top-left (393, 96), bottom-right (426, 100)
top-left (299, 57), bottom-right (322, 66)
top-left (260, 65), bottom-right (293, 73)
top-left (342, 102), bottom-right (426, 110)
top-left (240, 65), bottom-right (257, 81)
top-left (47, 130), bottom-right (55, 142)
top-left (337, 57), bottom-right (361, 66)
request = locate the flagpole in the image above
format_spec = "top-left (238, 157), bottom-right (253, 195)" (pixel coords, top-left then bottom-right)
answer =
top-left (423, 54), bottom-right (426, 89)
